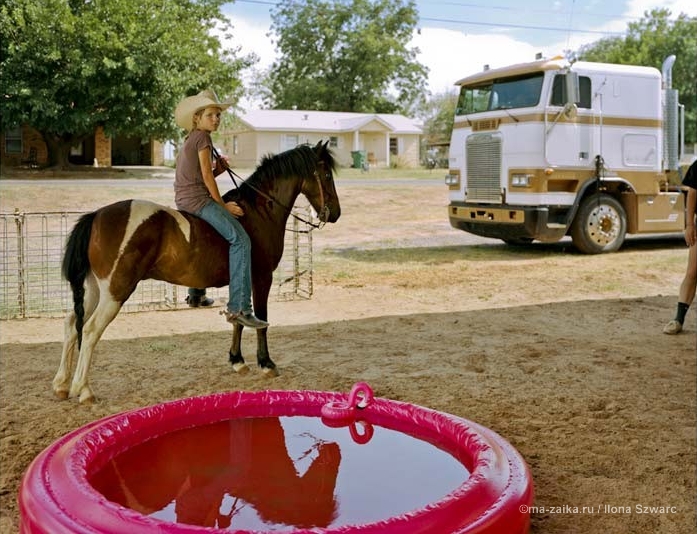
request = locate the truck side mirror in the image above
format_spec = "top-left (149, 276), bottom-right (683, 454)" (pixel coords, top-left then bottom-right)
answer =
top-left (565, 72), bottom-right (580, 105)
top-left (563, 72), bottom-right (580, 119)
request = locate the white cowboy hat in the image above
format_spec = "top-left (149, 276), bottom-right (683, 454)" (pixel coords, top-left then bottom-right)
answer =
top-left (174, 89), bottom-right (233, 131)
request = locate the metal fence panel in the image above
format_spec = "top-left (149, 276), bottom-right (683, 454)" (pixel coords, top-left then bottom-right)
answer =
top-left (0, 207), bottom-right (313, 319)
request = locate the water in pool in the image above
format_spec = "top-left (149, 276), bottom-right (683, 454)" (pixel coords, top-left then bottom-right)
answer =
top-left (90, 416), bottom-right (470, 531)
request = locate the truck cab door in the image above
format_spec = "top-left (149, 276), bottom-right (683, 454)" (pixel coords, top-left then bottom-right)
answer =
top-left (544, 73), bottom-right (593, 168)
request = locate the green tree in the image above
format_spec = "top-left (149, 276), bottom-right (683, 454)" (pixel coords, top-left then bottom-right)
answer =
top-left (266, 0), bottom-right (428, 115)
top-left (418, 89), bottom-right (457, 167)
top-left (0, 0), bottom-right (252, 167)
top-left (419, 90), bottom-right (457, 146)
top-left (577, 8), bottom-right (697, 144)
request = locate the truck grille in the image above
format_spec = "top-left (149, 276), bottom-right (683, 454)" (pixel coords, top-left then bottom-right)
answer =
top-left (466, 133), bottom-right (502, 202)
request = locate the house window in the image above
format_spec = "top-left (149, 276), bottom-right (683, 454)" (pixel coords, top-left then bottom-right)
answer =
top-left (281, 134), bottom-right (299, 151)
top-left (389, 137), bottom-right (398, 155)
top-left (5, 127), bottom-right (21, 154)
top-left (329, 136), bottom-right (338, 148)
top-left (232, 135), bottom-right (239, 155)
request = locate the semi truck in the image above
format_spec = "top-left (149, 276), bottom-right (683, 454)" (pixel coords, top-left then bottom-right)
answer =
top-left (445, 54), bottom-right (686, 253)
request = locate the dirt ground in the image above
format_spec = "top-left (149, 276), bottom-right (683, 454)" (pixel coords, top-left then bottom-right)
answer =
top-left (0, 170), bottom-right (695, 533)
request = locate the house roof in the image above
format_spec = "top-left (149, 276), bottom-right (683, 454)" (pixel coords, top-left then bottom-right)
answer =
top-left (238, 110), bottom-right (422, 135)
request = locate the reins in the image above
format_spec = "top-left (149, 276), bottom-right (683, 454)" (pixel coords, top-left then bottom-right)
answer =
top-left (212, 147), bottom-right (327, 230)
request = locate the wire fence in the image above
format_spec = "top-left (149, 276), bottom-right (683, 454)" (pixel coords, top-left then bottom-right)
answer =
top-left (0, 207), bottom-right (313, 320)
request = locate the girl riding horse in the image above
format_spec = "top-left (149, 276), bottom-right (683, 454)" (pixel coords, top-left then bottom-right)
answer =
top-left (54, 132), bottom-right (340, 403)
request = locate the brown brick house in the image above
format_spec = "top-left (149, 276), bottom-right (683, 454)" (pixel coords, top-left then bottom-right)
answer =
top-left (1, 125), bottom-right (165, 168)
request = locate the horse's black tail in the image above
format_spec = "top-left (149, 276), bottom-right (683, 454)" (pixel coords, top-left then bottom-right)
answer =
top-left (62, 211), bottom-right (97, 349)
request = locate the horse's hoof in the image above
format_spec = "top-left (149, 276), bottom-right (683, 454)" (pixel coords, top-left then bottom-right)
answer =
top-left (232, 362), bottom-right (250, 375)
top-left (262, 367), bottom-right (280, 378)
top-left (54, 389), bottom-right (69, 400)
top-left (78, 394), bottom-right (96, 405)
top-left (77, 389), bottom-right (96, 404)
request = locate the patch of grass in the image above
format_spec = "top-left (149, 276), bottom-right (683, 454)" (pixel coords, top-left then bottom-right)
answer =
top-left (323, 243), bottom-right (562, 264)
top-left (335, 167), bottom-right (445, 180)
top-left (144, 340), bottom-right (179, 353)
top-left (331, 271), bottom-right (355, 280)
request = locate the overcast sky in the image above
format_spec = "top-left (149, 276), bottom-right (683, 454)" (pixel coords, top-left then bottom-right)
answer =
top-left (219, 0), bottom-right (696, 107)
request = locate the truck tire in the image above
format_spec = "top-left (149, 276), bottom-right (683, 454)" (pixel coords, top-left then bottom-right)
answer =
top-left (570, 193), bottom-right (627, 254)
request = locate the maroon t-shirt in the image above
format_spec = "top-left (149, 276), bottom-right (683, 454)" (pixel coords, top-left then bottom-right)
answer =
top-left (174, 129), bottom-right (214, 213)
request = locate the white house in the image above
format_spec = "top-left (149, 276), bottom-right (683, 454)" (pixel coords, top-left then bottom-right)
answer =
top-left (221, 109), bottom-right (422, 169)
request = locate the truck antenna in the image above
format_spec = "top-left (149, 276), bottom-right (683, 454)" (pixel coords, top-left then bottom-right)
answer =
top-left (566, 0), bottom-right (576, 50)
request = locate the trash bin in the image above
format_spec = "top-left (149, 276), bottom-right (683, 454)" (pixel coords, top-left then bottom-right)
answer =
top-left (351, 150), bottom-right (367, 169)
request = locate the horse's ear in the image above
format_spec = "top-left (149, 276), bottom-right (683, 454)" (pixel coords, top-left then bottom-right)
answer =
top-left (314, 140), bottom-right (323, 152)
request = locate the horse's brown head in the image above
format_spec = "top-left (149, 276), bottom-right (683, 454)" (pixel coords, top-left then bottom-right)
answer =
top-left (304, 140), bottom-right (341, 223)
top-left (227, 141), bottom-right (340, 226)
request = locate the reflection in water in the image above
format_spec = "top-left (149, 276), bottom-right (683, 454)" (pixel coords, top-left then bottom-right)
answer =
top-left (90, 416), bottom-right (469, 531)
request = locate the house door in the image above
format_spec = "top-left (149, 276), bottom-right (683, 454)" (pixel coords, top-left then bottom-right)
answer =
top-left (112, 136), bottom-right (150, 165)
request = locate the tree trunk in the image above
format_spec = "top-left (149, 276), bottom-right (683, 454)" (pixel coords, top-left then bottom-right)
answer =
top-left (43, 133), bottom-right (80, 169)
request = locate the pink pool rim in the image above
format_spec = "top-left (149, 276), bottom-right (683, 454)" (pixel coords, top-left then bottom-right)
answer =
top-left (19, 388), bottom-right (534, 533)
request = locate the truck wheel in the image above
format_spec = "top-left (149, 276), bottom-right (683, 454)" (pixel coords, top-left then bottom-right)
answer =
top-left (570, 193), bottom-right (627, 254)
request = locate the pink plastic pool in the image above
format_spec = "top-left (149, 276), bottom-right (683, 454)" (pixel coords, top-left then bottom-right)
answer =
top-left (19, 384), bottom-right (533, 533)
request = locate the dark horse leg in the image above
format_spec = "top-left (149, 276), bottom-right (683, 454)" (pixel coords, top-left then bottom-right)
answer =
top-left (228, 322), bottom-right (249, 375)
top-left (228, 270), bottom-right (279, 377)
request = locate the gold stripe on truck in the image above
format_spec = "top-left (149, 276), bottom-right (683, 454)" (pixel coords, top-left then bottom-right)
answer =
top-left (507, 168), bottom-right (664, 195)
top-left (454, 114), bottom-right (661, 130)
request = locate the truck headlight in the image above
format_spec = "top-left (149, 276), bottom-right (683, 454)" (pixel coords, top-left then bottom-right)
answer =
top-left (445, 173), bottom-right (460, 186)
top-left (511, 173), bottom-right (532, 187)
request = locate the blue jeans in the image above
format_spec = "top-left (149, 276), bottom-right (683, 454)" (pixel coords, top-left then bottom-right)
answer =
top-left (195, 201), bottom-right (252, 314)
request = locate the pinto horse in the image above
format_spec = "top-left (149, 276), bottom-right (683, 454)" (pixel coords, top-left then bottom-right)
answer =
top-left (53, 141), bottom-right (340, 403)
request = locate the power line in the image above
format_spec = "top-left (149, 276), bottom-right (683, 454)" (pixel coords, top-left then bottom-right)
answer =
top-left (233, 0), bottom-right (625, 36)
top-left (234, 0), bottom-right (277, 5)
top-left (419, 16), bottom-right (622, 36)
top-left (419, 0), bottom-right (638, 23)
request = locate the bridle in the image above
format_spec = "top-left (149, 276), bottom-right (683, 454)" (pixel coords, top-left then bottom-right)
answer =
top-left (212, 148), bottom-right (330, 230)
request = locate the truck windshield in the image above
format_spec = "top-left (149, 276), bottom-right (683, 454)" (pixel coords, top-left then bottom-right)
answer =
top-left (455, 72), bottom-right (544, 115)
